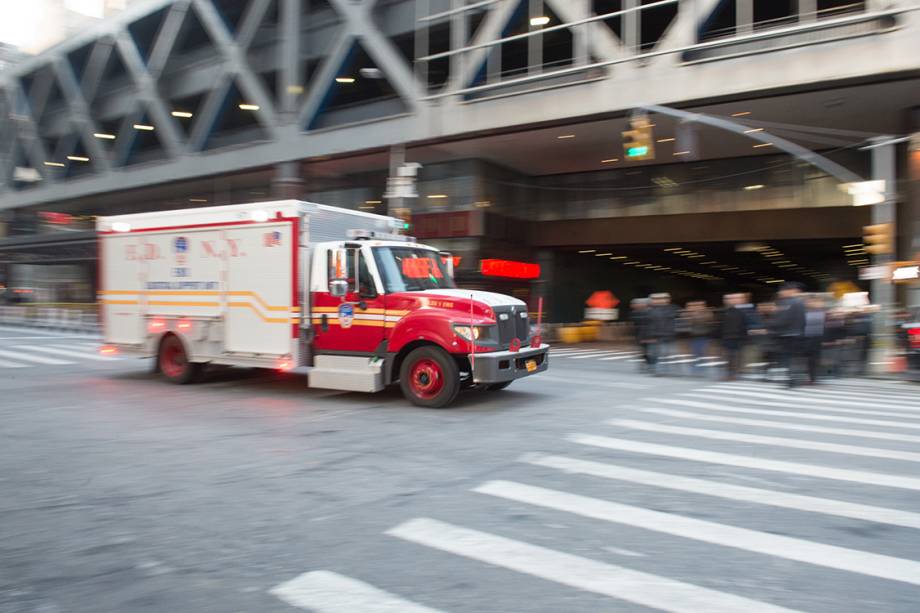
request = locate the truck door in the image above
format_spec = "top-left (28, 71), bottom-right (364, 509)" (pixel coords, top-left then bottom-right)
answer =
top-left (312, 246), bottom-right (386, 355)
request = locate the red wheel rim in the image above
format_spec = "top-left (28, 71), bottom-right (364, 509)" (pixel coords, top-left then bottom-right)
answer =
top-left (409, 358), bottom-right (444, 400)
top-left (160, 337), bottom-right (186, 378)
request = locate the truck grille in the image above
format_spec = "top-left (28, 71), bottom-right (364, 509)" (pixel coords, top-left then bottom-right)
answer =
top-left (494, 306), bottom-right (529, 348)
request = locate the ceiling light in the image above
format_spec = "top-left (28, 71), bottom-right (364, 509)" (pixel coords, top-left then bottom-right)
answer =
top-left (171, 111), bottom-right (193, 118)
top-left (656, 138), bottom-right (676, 143)
top-left (530, 16), bottom-right (550, 26)
top-left (189, 198), bottom-right (208, 203)
top-left (43, 161), bottom-right (65, 167)
top-left (744, 128), bottom-right (764, 134)
top-left (664, 248), bottom-right (683, 252)
top-left (238, 103), bottom-right (261, 110)
top-left (753, 143), bottom-right (773, 149)
top-left (844, 243), bottom-right (864, 248)
top-left (673, 151), bottom-right (690, 156)
top-left (334, 77), bottom-right (355, 84)
top-left (365, 200), bottom-right (382, 204)
top-left (610, 256), bottom-right (627, 260)
top-left (732, 111), bottom-right (752, 117)
top-left (744, 184), bottom-right (765, 191)
top-left (596, 252), bottom-right (613, 257)
top-left (557, 134), bottom-right (575, 139)
top-left (578, 249), bottom-right (596, 254)
top-left (133, 124), bottom-right (155, 131)
top-left (687, 254), bottom-right (706, 259)
top-left (93, 133), bottom-right (115, 140)
top-left (474, 201), bottom-right (491, 208)
top-left (66, 155), bottom-right (89, 162)
top-left (601, 158), bottom-right (618, 163)
top-left (427, 194), bottom-right (448, 199)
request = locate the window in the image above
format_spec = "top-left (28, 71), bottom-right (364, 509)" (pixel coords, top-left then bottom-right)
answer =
top-left (373, 247), bottom-right (455, 293)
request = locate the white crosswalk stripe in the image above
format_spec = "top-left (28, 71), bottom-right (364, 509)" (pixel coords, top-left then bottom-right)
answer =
top-left (702, 386), bottom-right (920, 412)
top-left (13, 345), bottom-right (117, 362)
top-left (387, 518), bottom-right (798, 613)
top-left (474, 480), bottom-right (920, 586)
top-left (0, 357), bottom-right (27, 368)
top-left (522, 454), bottom-right (920, 530)
top-left (570, 433), bottom-right (920, 490)
top-left (677, 394), bottom-right (920, 423)
top-left (724, 382), bottom-right (920, 405)
top-left (607, 418), bottom-right (920, 463)
top-left (640, 406), bottom-right (920, 443)
top-left (270, 570), bottom-right (444, 613)
top-left (0, 347), bottom-right (73, 365)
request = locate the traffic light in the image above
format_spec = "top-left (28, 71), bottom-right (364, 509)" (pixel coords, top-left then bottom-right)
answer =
top-left (622, 115), bottom-right (655, 161)
top-left (863, 223), bottom-right (894, 256)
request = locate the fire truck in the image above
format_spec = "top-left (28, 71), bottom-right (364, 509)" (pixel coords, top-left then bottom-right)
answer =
top-left (97, 201), bottom-right (548, 407)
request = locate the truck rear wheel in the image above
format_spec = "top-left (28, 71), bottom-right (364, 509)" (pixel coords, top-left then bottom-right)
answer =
top-left (158, 334), bottom-right (202, 384)
top-left (400, 346), bottom-right (460, 408)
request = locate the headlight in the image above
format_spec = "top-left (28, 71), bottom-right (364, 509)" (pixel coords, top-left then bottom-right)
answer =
top-left (453, 324), bottom-right (494, 342)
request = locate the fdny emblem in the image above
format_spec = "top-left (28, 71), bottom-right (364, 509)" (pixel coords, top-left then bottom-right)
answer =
top-left (174, 236), bottom-right (188, 265)
top-left (338, 303), bottom-right (354, 329)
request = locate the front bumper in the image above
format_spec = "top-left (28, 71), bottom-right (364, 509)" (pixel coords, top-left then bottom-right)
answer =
top-left (470, 344), bottom-right (549, 384)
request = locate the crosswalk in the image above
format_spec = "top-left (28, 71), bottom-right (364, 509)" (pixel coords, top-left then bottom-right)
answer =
top-left (0, 341), bottom-right (120, 369)
top-left (549, 345), bottom-right (728, 367)
top-left (271, 379), bottom-right (920, 612)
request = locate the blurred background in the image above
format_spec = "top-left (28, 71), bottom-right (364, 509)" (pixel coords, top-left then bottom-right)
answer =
top-left (1, 0), bottom-right (919, 324)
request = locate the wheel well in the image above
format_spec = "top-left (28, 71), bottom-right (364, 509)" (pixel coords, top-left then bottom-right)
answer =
top-left (391, 340), bottom-right (454, 383)
top-left (151, 332), bottom-right (173, 373)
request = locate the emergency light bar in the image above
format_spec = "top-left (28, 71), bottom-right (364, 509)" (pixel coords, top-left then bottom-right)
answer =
top-left (346, 229), bottom-right (415, 242)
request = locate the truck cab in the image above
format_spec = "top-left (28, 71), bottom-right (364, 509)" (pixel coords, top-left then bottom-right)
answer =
top-left (308, 235), bottom-right (548, 407)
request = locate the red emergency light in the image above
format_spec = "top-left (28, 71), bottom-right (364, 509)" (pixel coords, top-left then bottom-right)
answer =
top-left (480, 259), bottom-right (541, 280)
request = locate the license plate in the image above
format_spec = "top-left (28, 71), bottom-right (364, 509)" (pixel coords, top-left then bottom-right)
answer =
top-left (526, 359), bottom-right (538, 372)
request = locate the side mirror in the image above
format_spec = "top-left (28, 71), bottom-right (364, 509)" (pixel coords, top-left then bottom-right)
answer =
top-left (329, 279), bottom-right (349, 298)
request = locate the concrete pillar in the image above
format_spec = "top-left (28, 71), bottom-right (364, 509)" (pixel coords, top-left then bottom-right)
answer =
top-left (528, 0), bottom-right (544, 75)
top-left (904, 112), bottom-right (920, 308)
top-left (450, 0), bottom-right (467, 87)
top-left (870, 137), bottom-right (897, 370)
top-left (737, 0), bottom-right (753, 34)
top-left (624, 0), bottom-right (640, 53)
top-left (798, 0), bottom-right (817, 22)
top-left (271, 161), bottom-right (304, 199)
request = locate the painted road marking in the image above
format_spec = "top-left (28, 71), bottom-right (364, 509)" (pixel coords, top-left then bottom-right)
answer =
top-left (269, 570), bottom-right (443, 613)
top-left (0, 348), bottom-right (72, 365)
top-left (474, 480), bottom-right (920, 587)
top-left (17, 345), bottom-right (116, 361)
top-left (0, 358), bottom-right (28, 368)
top-left (703, 387), bottom-right (920, 412)
top-left (723, 384), bottom-right (920, 408)
top-left (387, 518), bottom-right (798, 613)
top-left (569, 434), bottom-right (920, 491)
top-left (676, 395), bottom-right (920, 426)
top-left (608, 419), bottom-right (920, 463)
top-left (599, 353), bottom-right (641, 361)
top-left (523, 454), bottom-right (920, 530)
top-left (640, 407), bottom-right (920, 443)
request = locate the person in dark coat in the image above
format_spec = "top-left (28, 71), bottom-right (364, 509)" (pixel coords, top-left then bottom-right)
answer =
top-left (646, 293), bottom-right (678, 375)
top-left (773, 282), bottom-right (807, 387)
top-left (720, 293), bottom-right (749, 381)
top-left (631, 298), bottom-right (652, 372)
top-left (803, 296), bottom-right (828, 384)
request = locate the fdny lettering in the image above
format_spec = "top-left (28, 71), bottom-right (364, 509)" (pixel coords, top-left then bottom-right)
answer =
top-left (429, 300), bottom-right (455, 309)
top-left (126, 244), bottom-right (162, 261)
top-left (200, 239), bottom-right (244, 259)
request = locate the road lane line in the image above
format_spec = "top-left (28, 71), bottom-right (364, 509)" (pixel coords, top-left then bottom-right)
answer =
top-left (16, 345), bottom-right (116, 361)
top-left (0, 358), bottom-right (28, 368)
top-left (721, 384), bottom-right (920, 407)
top-left (702, 387), bottom-right (920, 412)
top-left (640, 407), bottom-right (920, 443)
top-left (568, 351), bottom-right (632, 359)
top-left (387, 518), bottom-right (798, 613)
top-left (269, 570), bottom-right (443, 613)
top-left (523, 454), bottom-right (920, 530)
top-left (569, 433), bottom-right (920, 491)
top-left (608, 419), bottom-right (920, 463)
top-left (475, 480), bottom-right (920, 587)
top-left (678, 394), bottom-right (920, 424)
top-left (0, 348), bottom-right (72, 365)
top-left (599, 353), bottom-right (640, 361)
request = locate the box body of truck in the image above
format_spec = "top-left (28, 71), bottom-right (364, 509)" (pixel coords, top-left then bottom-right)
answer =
top-left (98, 200), bottom-right (548, 406)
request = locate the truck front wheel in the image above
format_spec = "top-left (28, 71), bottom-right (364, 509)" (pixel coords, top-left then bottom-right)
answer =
top-left (158, 334), bottom-right (202, 384)
top-left (400, 346), bottom-right (460, 408)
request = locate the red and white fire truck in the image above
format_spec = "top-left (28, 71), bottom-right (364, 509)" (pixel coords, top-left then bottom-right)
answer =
top-left (97, 201), bottom-right (548, 407)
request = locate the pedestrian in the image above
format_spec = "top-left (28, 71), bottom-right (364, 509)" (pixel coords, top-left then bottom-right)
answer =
top-left (684, 301), bottom-right (714, 376)
top-left (824, 308), bottom-right (847, 378)
top-left (773, 282), bottom-right (807, 387)
top-left (846, 305), bottom-right (873, 376)
top-left (720, 293), bottom-right (749, 381)
top-left (647, 292), bottom-right (678, 376)
top-left (631, 298), bottom-right (652, 372)
top-left (803, 296), bottom-right (827, 384)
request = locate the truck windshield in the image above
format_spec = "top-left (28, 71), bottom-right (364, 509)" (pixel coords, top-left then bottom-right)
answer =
top-left (373, 247), bottom-right (456, 293)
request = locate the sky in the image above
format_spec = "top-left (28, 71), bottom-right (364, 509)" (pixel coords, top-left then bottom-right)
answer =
top-left (0, 1), bottom-right (106, 49)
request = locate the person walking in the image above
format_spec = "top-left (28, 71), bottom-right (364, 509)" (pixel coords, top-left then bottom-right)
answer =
top-left (773, 282), bottom-right (807, 387)
top-left (631, 298), bottom-right (652, 373)
top-left (803, 296), bottom-right (828, 384)
top-left (685, 301), bottom-right (714, 376)
top-left (647, 293), bottom-right (678, 376)
top-left (720, 294), bottom-right (749, 381)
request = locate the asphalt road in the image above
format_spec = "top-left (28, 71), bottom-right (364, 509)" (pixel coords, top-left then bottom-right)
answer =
top-left (1, 325), bottom-right (919, 612)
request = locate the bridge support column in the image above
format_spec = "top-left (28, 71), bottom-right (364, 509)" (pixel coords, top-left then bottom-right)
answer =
top-left (271, 161), bottom-right (304, 200)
